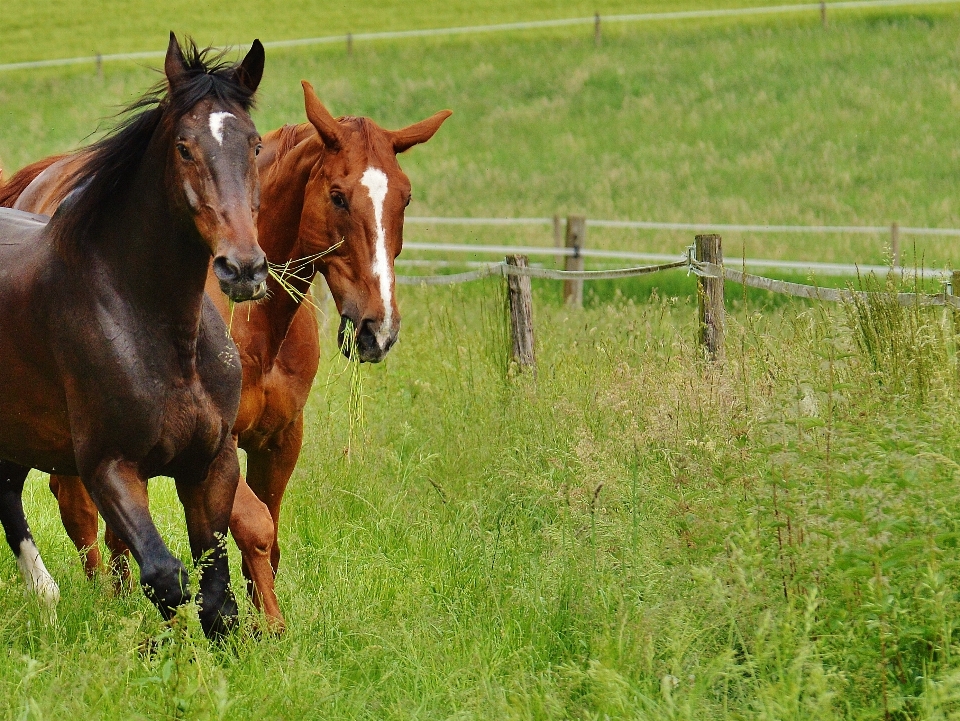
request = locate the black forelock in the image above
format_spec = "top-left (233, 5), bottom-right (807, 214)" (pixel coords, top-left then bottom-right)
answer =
top-left (51, 38), bottom-right (257, 246)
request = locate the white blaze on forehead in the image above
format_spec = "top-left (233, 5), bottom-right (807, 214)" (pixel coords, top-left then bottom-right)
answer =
top-left (360, 167), bottom-right (394, 341)
top-left (208, 111), bottom-right (236, 146)
top-left (17, 539), bottom-right (60, 610)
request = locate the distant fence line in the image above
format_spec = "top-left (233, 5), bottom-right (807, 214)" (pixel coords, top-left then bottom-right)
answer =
top-left (2, 0), bottom-right (959, 73)
top-left (405, 216), bottom-right (960, 238)
top-left (404, 207), bottom-right (960, 280)
top-left (394, 235), bottom-right (960, 368)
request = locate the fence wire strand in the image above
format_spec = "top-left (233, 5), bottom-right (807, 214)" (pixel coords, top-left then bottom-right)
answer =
top-left (395, 258), bottom-right (688, 285)
top-left (395, 254), bottom-right (960, 309)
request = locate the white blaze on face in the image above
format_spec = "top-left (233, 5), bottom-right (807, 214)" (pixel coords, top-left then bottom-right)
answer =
top-left (17, 539), bottom-right (60, 610)
top-left (360, 167), bottom-right (393, 343)
top-left (208, 111), bottom-right (236, 146)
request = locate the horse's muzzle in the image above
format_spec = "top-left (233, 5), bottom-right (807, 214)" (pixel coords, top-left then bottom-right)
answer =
top-left (213, 252), bottom-right (268, 302)
top-left (338, 315), bottom-right (398, 363)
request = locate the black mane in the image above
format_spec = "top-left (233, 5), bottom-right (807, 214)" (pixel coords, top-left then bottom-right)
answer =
top-left (52, 39), bottom-right (257, 245)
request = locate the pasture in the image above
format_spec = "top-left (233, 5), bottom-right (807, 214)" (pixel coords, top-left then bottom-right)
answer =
top-left (3, 2), bottom-right (960, 718)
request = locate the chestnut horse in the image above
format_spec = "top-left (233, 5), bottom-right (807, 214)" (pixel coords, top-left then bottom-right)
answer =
top-left (0, 35), bottom-right (267, 637)
top-left (4, 81), bottom-right (451, 630)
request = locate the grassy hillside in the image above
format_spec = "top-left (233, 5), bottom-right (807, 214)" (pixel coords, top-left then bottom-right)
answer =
top-left (3, 8), bottom-right (960, 267)
top-left (3, 0), bottom-right (819, 65)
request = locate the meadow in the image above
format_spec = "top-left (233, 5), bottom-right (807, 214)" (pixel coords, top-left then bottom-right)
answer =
top-left (3, 2), bottom-right (960, 719)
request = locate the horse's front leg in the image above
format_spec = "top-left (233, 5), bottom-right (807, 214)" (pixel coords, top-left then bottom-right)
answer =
top-left (84, 458), bottom-right (189, 619)
top-left (174, 436), bottom-right (240, 638)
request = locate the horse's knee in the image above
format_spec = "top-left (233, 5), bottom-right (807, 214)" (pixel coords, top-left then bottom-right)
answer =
top-left (140, 559), bottom-right (189, 618)
top-left (232, 493), bottom-right (275, 559)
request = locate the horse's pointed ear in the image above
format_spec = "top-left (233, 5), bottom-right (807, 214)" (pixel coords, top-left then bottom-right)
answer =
top-left (164, 32), bottom-right (188, 87)
top-left (301, 81), bottom-right (343, 152)
top-left (234, 39), bottom-right (265, 94)
top-left (389, 110), bottom-right (452, 154)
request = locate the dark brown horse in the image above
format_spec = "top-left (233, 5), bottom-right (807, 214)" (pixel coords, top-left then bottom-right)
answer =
top-left (0, 34), bottom-right (266, 637)
top-left (4, 81), bottom-right (451, 630)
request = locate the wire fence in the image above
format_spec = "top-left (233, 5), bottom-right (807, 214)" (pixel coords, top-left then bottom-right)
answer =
top-left (2, 0), bottom-right (959, 73)
top-left (396, 248), bottom-right (960, 308)
top-left (405, 216), bottom-right (960, 238)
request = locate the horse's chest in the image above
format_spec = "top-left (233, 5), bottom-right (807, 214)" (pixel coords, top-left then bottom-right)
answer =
top-left (235, 365), bottom-right (304, 449)
top-left (149, 380), bottom-right (224, 468)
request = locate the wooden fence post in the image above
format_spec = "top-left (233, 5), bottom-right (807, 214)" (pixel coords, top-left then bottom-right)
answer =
top-left (506, 255), bottom-right (536, 372)
top-left (891, 222), bottom-right (900, 268)
top-left (96, 53), bottom-right (103, 78)
top-left (564, 215), bottom-right (586, 307)
top-left (696, 234), bottom-right (724, 361)
top-left (347, 33), bottom-right (353, 56)
top-left (594, 12), bottom-right (602, 46)
top-left (553, 214), bottom-right (564, 266)
top-left (820, 1), bottom-right (827, 27)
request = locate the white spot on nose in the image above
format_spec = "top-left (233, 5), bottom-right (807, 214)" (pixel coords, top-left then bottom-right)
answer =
top-left (360, 167), bottom-right (394, 346)
top-left (17, 539), bottom-right (59, 611)
top-left (209, 111), bottom-right (235, 146)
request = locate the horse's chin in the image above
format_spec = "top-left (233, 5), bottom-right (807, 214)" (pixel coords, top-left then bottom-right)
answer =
top-left (221, 280), bottom-right (267, 303)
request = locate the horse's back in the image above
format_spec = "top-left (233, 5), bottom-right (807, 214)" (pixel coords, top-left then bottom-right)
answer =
top-left (0, 209), bottom-right (75, 473)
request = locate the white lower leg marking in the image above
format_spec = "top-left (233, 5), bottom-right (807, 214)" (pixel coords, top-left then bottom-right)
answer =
top-left (17, 539), bottom-right (60, 609)
top-left (360, 167), bottom-right (394, 344)
top-left (209, 111), bottom-right (236, 146)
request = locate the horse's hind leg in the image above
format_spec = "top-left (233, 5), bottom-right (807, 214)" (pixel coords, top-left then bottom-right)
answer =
top-left (0, 461), bottom-right (59, 609)
top-left (49, 474), bottom-right (102, 578)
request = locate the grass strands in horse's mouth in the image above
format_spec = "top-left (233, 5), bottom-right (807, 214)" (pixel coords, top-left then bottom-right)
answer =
top-left (266, 239), bottom-right (344, 317)
top-left (338, 318), bottom-right (365, 459)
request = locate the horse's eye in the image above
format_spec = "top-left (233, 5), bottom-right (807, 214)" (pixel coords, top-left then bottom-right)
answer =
top-left (177, 143), bottom-right (193, 162)
top-left (331, 192), bottom-right (348, 210)
top-left (255, 144), bottom-right (262, 157)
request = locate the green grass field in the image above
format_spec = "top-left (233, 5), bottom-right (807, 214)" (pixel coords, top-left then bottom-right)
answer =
top-left (4, 2), bottom-right (960, 719)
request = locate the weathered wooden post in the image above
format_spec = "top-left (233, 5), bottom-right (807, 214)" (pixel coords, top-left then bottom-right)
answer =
top-left (347, 33), bottom-right (353, 56)
top-left (820, 1), bottom-right (827, 27)
top-left (696, 234), bottom-right (724, 361)
top-left (594, 12), bottom-right (602, 46)
top-left (506, 255), bottom-right (536, 372)
top-left (96, 53), bottom-right (103, 78)
top-left (553, 214), bottom-right (564, 266)
top-left (564, 215), bottom-right (586, 307)
top-left (891, 222), bottom-right (900, 268)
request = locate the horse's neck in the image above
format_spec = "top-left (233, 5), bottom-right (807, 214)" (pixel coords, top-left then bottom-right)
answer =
top-left (95, 152), bottom-right (209, 346)
top-left (245, 133), bottom-right (322, 365)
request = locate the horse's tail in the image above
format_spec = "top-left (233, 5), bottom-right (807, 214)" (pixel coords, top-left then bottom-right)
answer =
top-left (0, 155), bottom-right (67, 208)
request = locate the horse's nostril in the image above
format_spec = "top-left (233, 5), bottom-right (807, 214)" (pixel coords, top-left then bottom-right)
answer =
top-left (213, 256), bottom-right (242, 282)
top-left (251, 255), bottom-right (268, 284)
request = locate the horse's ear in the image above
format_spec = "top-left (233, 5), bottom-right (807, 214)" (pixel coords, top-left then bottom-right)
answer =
top-left (164, 32), bottom-right (188, 87)
top-left (301, 81), bottom-right (343, 152)
top-left (234, 39), bottom-right (265, 94)
top-left (389, 110), bottom-right (452, 154)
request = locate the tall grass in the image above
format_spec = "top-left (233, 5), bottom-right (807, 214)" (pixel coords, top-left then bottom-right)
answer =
top-left (2, 271), bottom-right (960, 716)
